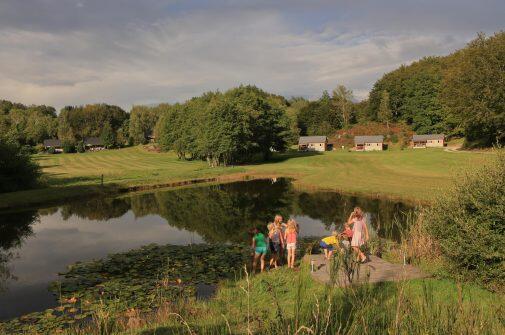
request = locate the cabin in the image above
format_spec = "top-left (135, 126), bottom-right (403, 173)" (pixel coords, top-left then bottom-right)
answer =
top-left (298, 136), bottom-right (328, 152)
top-left (43, 139), bottom-right (63, 152)
top-left (84, 137), bottom-right (105, 151)
top-left (354, 135), bottom-right (384, 151)
top-left (412, 134), bottom-right (445, 148)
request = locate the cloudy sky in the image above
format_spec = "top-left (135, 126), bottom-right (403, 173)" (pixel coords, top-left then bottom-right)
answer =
top-left (1, 0), bottom-right (504, 111)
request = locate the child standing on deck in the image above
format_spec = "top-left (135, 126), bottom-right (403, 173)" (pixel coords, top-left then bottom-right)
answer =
top-left (284, 219), bottom-right (298, 269)
top-left (268, 223), bottom-right (284, 269)
top-left (348, 207), bottom-right (369, 263)
top-left (252, 228), bottom-right (267, 273)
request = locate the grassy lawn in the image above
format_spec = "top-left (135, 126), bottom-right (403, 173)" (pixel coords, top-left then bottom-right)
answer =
top-left (0, 146), bottom-right (492, 209)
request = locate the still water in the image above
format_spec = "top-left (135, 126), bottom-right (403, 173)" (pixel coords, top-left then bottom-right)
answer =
top-left (0, 179), bottom-right (413, 319)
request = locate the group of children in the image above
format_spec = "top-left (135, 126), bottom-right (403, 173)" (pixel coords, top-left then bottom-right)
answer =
top-left (251, 215), bottom-right (299, 272)
top-left (319, 207), bottom-right (370, 263)
top-left (251, 207), bottom-right (370, 273)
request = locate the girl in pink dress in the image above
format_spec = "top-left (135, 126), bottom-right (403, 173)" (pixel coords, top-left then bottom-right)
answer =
top-left (347, 207), bottom-right (369, 263)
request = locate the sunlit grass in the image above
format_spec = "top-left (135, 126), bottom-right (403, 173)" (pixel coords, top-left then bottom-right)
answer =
top-left (0, 146), bottom-right (492, 209)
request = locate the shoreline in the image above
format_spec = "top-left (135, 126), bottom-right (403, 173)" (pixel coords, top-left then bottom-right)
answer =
top-left (0, 172), bottom-right (427, 212)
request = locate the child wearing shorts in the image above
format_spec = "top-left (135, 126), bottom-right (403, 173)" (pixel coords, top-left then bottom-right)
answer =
top-left (252, 228), bottom-right (267, 272)
top-left (284, 219), bottom-right (298, 269)
top-left (320, 231), bottom-right (339, 260)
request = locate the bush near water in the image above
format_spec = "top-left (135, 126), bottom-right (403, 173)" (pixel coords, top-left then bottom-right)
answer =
top-left (421, 151), bottom-right (505, 292)
top-left (0, 138), bottom-right (40, 193)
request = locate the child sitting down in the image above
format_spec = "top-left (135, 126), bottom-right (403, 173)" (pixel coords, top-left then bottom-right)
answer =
top-left (319, 231), bottom-right (340, 260)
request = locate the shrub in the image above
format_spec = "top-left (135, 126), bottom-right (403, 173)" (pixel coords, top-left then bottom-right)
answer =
top-left (19, 145), bottom-right (36, 156)
top-left (423, 150), bottom-right (505, 292)
top-left (47, 147), bottom-right (56, 154)
top-left (62, 141), bottom-right (76, 153)
top-left (35, 144), bottom-right (45, 153)
top-left (76, 141), bottom-right (85, 153)
top-left (0, 139), bottom-right (41, 192)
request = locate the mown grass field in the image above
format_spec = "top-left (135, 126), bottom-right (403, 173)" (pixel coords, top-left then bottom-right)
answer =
top-left (0, 146), bottom-right (492, 209)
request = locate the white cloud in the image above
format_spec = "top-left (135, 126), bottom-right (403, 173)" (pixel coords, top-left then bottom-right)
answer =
top-left (0, 5), bottom-right (488, 110)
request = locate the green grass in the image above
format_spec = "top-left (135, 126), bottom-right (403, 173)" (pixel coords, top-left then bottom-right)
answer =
top-left (0, 146), bottom-right (493, 209)
top-left (124, 264), bottom-right (503, 335)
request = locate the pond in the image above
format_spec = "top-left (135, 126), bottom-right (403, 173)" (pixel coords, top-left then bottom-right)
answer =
top-left (0, 178), bottom-right (414, 320)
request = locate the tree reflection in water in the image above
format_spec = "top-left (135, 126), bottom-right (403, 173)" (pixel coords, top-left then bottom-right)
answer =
top-left (0, 178), bottom-right (414, 288)
top-left (0, 210), bottom-right (38, 291)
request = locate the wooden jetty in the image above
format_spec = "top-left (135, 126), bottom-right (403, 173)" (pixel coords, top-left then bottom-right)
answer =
top-left (307, 254), bottom-right (428, 286)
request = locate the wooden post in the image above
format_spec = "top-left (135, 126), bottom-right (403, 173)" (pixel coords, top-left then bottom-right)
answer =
top-left (101, 174), bottom-right (104, 186)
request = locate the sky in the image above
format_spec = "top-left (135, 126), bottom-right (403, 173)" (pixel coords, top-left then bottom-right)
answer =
top-left (0, 0), bottom-right (504, 111)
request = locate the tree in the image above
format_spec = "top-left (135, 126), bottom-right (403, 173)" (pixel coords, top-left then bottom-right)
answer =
top-left (368, 57), bottom-right (446, 134)
top-left (57, 104), bottom-right (128, 143)
top-left (100, 122), bottom-right (116, 148)
top-left (116, 119), bottom-right (131, 147)
top-left (441, 32), bottom-right (505, 147)
top-left (129, 105), bottom-right (164, 145)
top-left (0, 138), bottom-right (40, 192)
top-left (297, 91), bottom-right (341, 136)
top-left (331, 85), bottom-right (354, 127)
top-left (0, 101), bottom-right (58, 145)
top-left (155, 85), bottom-right (290, 166)
top-left (378, 90), bottom-right (393, 131)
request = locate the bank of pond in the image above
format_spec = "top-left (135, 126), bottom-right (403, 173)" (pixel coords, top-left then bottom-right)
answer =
top-left (0, 179), bottom-right (502, 334)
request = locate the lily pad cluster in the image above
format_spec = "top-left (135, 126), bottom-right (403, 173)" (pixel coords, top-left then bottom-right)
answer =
top-left (1, 243), bottom-right (249, 334)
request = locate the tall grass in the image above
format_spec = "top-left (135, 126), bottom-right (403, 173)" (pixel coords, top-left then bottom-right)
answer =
top-left (58, 259), bottom-right (503, 335)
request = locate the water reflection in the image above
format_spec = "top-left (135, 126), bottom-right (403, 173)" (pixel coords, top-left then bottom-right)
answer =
top-left (0, 178), bottom-right (413, 319)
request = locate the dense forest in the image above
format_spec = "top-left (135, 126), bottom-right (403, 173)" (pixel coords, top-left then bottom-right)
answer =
top-left (0, 32), bottom-right (504, 190)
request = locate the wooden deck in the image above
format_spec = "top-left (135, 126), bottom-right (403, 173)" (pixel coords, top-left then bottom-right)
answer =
top-left (307, 254), bottom-right (428, 286)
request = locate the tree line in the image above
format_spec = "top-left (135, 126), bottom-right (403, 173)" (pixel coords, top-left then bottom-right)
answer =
top-left (1, 31), bottom-right (503, 192)
top-left (366, 32), bottom-right (504, 147)
top-left (288, 32), bottom-right (504, 148)
top-left (2, 32), bottom-right (503, 152)
top-left (0, 101), bottom-right (165, 149)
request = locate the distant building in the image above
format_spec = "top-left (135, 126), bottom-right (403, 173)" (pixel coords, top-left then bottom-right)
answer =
top-left (412, 134), bottom-right (445, 148)
top-left (354, 135), bottom-right (384, 151)
top-left (298, 136), bottom-right (328, 152)
top-left (43, 139), bottom-right (63, 152)
top-left (84, 137), bottom-right (105, 151)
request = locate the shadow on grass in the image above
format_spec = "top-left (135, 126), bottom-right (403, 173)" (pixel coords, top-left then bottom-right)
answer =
top-left (245, 150), bottom-right (324, 166)
top-left (0, 183), bottom-right (122, 211)
top-left (41, 173), bottom-right (102, 186)
top-left (139, 323), bottom-right (229, 335)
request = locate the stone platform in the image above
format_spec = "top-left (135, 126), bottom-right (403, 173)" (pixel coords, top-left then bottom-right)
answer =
top-left (307, 254), bottom-right (429, 286)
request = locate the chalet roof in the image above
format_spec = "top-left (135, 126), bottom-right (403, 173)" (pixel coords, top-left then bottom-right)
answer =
top-left (43, 139), bottom-right (62, 147)
top-left (412, 134), bottom-right (445, 141)
top-left (84, 137), bottom-right (103, 146)
top-left (354, 135), bottom-right (384, 145)
top-left (298, 136), bottom-right (327, 145)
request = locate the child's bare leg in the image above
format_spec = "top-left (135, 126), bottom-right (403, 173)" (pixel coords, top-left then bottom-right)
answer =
top-left (359, 250), bottom-right (366, 262)
top-left (253, 254), bottom-right (259, 272)
top-left (260, 254), bottom-right (265, 272)
top-left (323, 249), bottom-right (328, 259)
top-left (352, 247), bottom-right (360, 261)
